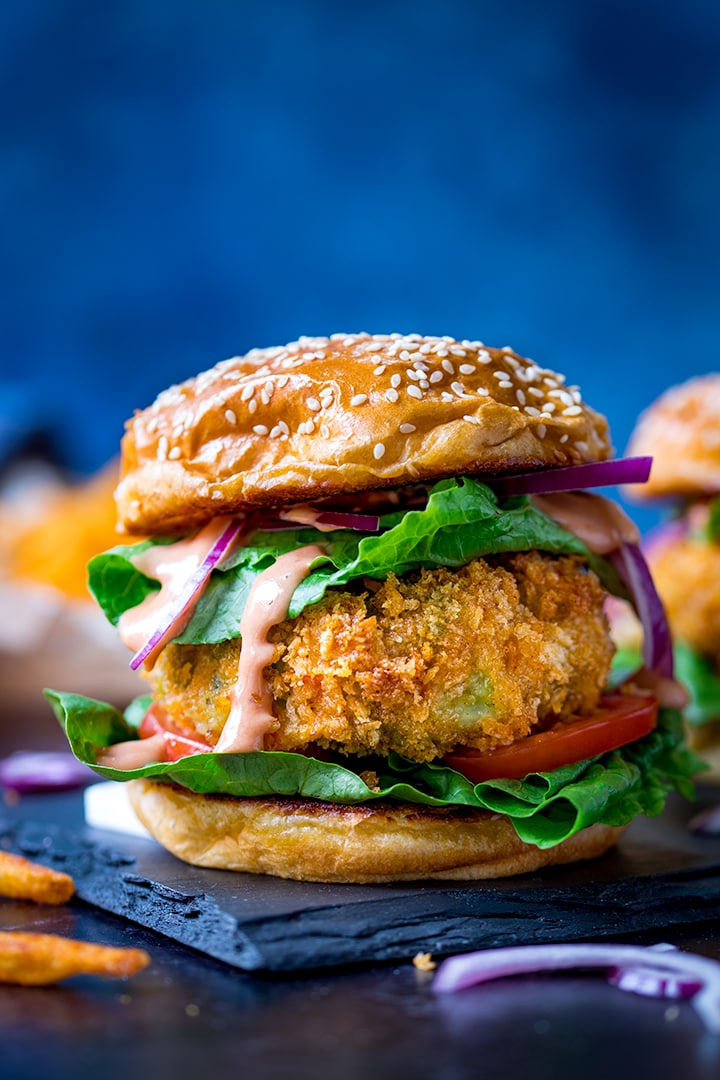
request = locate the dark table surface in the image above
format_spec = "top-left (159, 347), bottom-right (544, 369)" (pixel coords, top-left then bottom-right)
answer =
top-left (3, 710), bottom-right (720, 1080)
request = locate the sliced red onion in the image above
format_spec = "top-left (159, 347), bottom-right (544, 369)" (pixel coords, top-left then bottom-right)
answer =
top-left (130, 518), bottom-right (245, 671)
top-left (489, 456), bottom-right (652, 497)
top-left (315, 510), bottom-right (380, 531)
top-left (689, 804), bottom-right (720, 835)
top-left (608, 966), bottom-right (703, 999)
top-left (608, 541), bottom-right (674, 678)
top-left (432, 943), bottom-right (720, 1032)
top-left (0, 751), bottom-right (96, 794)
top-left (256, 509), bottom-right (380, 533)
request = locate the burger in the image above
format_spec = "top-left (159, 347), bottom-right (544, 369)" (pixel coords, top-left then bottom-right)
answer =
top-left (47, 332), bottom-right (699, 882)
top-left (618, 373), bottom-right (720, 777)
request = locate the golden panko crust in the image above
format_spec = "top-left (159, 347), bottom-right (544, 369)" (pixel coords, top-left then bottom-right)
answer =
top-left (143, 551), bottom-right (614, 762)
top-left (128, 779), bottom-right (625, 883)
top-left (116, 333), bottom-right (612, 535)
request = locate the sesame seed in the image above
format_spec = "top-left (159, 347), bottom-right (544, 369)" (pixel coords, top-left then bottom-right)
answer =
top-left (270, 425), bottom-right (282, 438)
top-left (441, 359), bottom-right (455, 374)
top-left (385, 387), bottom-right (400, 403)
top-left (476, 387), bottom-right (490, 396)
top-left (450, 382), bottom-right (467, 397)
top-left (436, 348), bottom-right (449, 358)
top-left (253, 424), bottom-right (269, 435)
top-left (248, 400), bottom-right (258, 414)
top-left (264, 379), bottom-right (275, 397)
top-left (498, 380), bottom-right (513, 389)
top-left (260, 390), bottom-right (270, 405)
top-left (366, 342), bottom-right (383, 351)
top-left (441, 391), bottom-right (454, 402)
top-left (537, 424), bottom-right (547, 439)
top-left (321, 423), bottom-right (330, 439)
top-left (463, 414), bottom-right (481, 425)
top-left (429, 370), bottom-right (443, 384)
top-left (407, 385), bottom-right (423, 399)
top-left (278, 420), bottom-right (289, 435)
top-left (374, 442), bottom-right (386, 459)
top-left (350, 393), bottom-right (368, 406)
top-left (459, 364), bottom-right (476, 375)
top-left (562, 405), bottom-right (583, 417)
top-left (528, 386), bottom-right (544, 398)
top-left (276, 374), bottom-right (289, 388)
top-left (476, 350), bottom-right (492, 364)
top-left (225, 409), bottom-right (238, 424)
top-left (374, 365), bottom-right (386, 375)
top-left (515, 390), bottom-right (526, 406)
top-left (391, 373), bottom-right (401, 388)
top-left (240, 384), bottom-right (255, 401)
top-left (419, 343), bottom-right (432, 354)
top-left (305, 419), bottom-right (315, 434)
top-left (492, 371), bottom-right (507, 380)
top-left (157, 436), bottom-right (168, 460)
top-left (576, 440), bottom-right (589, 453)
top-left (306, 397), bottom-right (321, 411)
top-left (399, 423), bottom-right (416, 434)
top-left (168, 446), bottom-right (181, 459)
top-left (524, 406), bottom-right (542, 417)
top-left (399, 350), bottom-right (411, 361)
top-left (559, 434), bottom-right (569, 443)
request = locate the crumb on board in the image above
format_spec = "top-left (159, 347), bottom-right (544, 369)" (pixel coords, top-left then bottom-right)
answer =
top-left (413, 952), bottom-right (436, 972)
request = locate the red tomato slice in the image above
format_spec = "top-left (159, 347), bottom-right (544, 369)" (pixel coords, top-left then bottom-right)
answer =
top-left (442, 693), bottom-right (658, 783)
top-left (139, 705), bottom-right (213, 762)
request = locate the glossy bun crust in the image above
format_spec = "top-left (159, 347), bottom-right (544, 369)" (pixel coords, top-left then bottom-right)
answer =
top-left (626, 374), bottom-right (720, 500)
top-left (127, 778), bottom-right (624, 883)
top-left (117, 333), bottom-right (612, 534)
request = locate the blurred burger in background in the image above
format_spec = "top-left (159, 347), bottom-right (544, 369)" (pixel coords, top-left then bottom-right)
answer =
top-left (617, 374), bottom-right (720, 777)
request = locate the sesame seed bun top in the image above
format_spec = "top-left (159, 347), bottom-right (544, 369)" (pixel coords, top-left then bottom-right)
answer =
top-left (625, 374), bottom-right (720, 501)
top-left (116, 332), bottom-right (612, 535)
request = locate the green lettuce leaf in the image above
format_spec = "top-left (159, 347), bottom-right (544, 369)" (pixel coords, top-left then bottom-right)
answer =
top-left (673, 640), bottom-right (720, 728)
top-left (87, 478), bottom-right (620, 646)
top-left (610, 639), bottom-right (720, 729)
top-left (45, 689), bottom-right (701, 851)
top-left (701, 496), bottom-right (720, 544)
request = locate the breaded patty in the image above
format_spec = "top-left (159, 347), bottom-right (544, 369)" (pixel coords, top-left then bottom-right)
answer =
top-left (144, 551), bottom-right (614, 763)
top-left (649, 535), bottom-right (720, 666)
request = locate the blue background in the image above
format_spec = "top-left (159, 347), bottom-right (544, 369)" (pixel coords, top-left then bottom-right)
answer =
top-left (2, 0), bottom-right (719, 532)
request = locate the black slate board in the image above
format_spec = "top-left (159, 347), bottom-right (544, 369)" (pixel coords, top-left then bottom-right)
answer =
top-left (3, 790), bottom-right (720, 973)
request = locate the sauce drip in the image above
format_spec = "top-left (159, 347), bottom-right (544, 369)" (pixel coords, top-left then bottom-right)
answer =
top-left (118, 517), bottom-right (235, 668)
top-left (96, 733), bottom-right (166, 770)
top-left (531, 492), bottom-right (640, 556)
top-left (215, 544), bottom-right (325, 753)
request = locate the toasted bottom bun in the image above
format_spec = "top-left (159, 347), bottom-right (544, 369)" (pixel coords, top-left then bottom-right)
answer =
top-left (128, 779), bottom-right (626, 884)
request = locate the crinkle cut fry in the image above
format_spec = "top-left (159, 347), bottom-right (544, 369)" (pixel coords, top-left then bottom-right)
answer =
top-left (0, 931), bottom-right (151, 985)
top-left (0, 851), bottom-right (75, 905)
